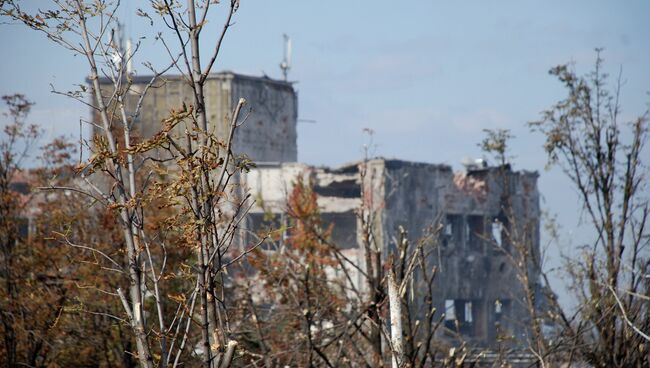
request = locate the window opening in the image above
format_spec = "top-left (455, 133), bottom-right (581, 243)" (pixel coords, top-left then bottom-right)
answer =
top-left (495, 299), bottom-right (502, 314)
top-left (492, 219), bottom-right (502, 247)
top-left (494, 299), bottom-right (510, 324)
top-left (467, 215), bottom-right (485, 251)
top-left (17, 217), bottom-right (29, 240)
top-left (444, 222), bottom-right (453, 237)
top-left (444, 299), bottom-right (455, 321)
top-left (443, 214), bottom-right (462, 248)
top-left (464, 301), bottom-right (473, 323)
top-left (491, 216), bottom-right (511, 252)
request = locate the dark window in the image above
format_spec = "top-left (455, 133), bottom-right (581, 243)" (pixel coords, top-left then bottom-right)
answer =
top-left (456, 299), bottom-right (475, 335)
top-left (247, 211), bottom-right (358, 250)
top-left (313, 180), bottom-right (360, 198)
top-left (247, 212), bottom-right (285, 250)
top-left (466, 215), bottom-right (486, 252)
top-left (17, 217), bottom-right (30, 240)
top-left (321, 211), bottom-right (357, 249)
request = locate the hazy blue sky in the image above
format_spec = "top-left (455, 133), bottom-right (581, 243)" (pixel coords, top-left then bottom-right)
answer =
top-left (1, 0), bottom-right (649, 303)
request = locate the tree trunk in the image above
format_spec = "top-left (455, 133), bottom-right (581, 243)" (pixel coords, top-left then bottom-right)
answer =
top-left (387, 270), bottom-right (404, 368)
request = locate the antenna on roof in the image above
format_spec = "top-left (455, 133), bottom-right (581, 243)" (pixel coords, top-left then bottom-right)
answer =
top-left (126, 37), bottom-right (133, 75)
top-left (110, 22), bottom-right (134, 76)
top-left (110, 22), bottom-right (124, 70)
top-left (280, 34), bottom-right (292, 81)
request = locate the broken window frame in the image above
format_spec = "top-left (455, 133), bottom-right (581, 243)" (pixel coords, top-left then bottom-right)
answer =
top-left (444, 299), bottom-right (456, 321)
top-left (492, 218), bottom-right (503, 248)
top-left (444, 299), bottom-right (457, 331)
top-left (247, 212), bottom-right (285, 250)
top-left (493, 298), bottom-right (510, 325)
top-left (466, 215), bottom-right (487, 252)
top-left (464, 301), bottom-right (473, 323)
top-left (321, 211), bottom-right (358, 249)
top-left (490, 215), bottom-right (511, 253)
top-left (443, 299), bottom-right (477, 336)
top-left (456, 299), bottom-right (475, 335)
top-left (442, 214), bottom-right (462, 249)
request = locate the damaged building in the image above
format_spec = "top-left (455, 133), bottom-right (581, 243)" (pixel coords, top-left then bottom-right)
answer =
top-left (98, 71), bottom-right (542, 348)
top-left (241, 159), bottom-right (541, 348)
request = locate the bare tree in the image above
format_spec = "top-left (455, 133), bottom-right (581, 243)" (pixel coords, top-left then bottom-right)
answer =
top-left (1, 1), bottom-right (255, 367)
top-left (0, 94), bottom-right (42, 367)
top-left (527, 49), bottom-right (649, 367)
top-left (479, 128), bottom-right (563, 367)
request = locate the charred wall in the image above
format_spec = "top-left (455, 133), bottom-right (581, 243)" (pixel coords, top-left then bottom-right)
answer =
top-left (366, 159), bottom-right (540, 348)
top-left (242, 159), bottom-right (540, 348)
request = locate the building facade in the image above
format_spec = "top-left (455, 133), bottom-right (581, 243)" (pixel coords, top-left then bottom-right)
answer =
top-left (96, 72), bottom-right (298, 163)
top-left (241, 159), bottom-right (541, 348)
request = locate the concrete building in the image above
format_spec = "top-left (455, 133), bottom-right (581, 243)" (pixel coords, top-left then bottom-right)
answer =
top-left (241, 159), bottom-right (541, 348)
top-left (96, 72), bottom-right (298, 163)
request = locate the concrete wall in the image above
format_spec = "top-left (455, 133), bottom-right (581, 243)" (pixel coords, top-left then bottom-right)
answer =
top-left (241, 160), bottom-right (540, 349)
top-left (97, 72), bottom-right (298, 163)
top-left (230, 75), bottom-right (297, 162)
top-left (243, 162), bottom-right (360, 226)
top-left (371, 160), bottom-right (540, 347)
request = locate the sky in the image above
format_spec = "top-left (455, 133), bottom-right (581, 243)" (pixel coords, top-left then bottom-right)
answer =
top-left (1, 0), bottom-right (649, 305)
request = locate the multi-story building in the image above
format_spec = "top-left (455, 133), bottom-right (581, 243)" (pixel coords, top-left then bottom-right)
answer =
top-left (241, 159), bottom-right (541, 347)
